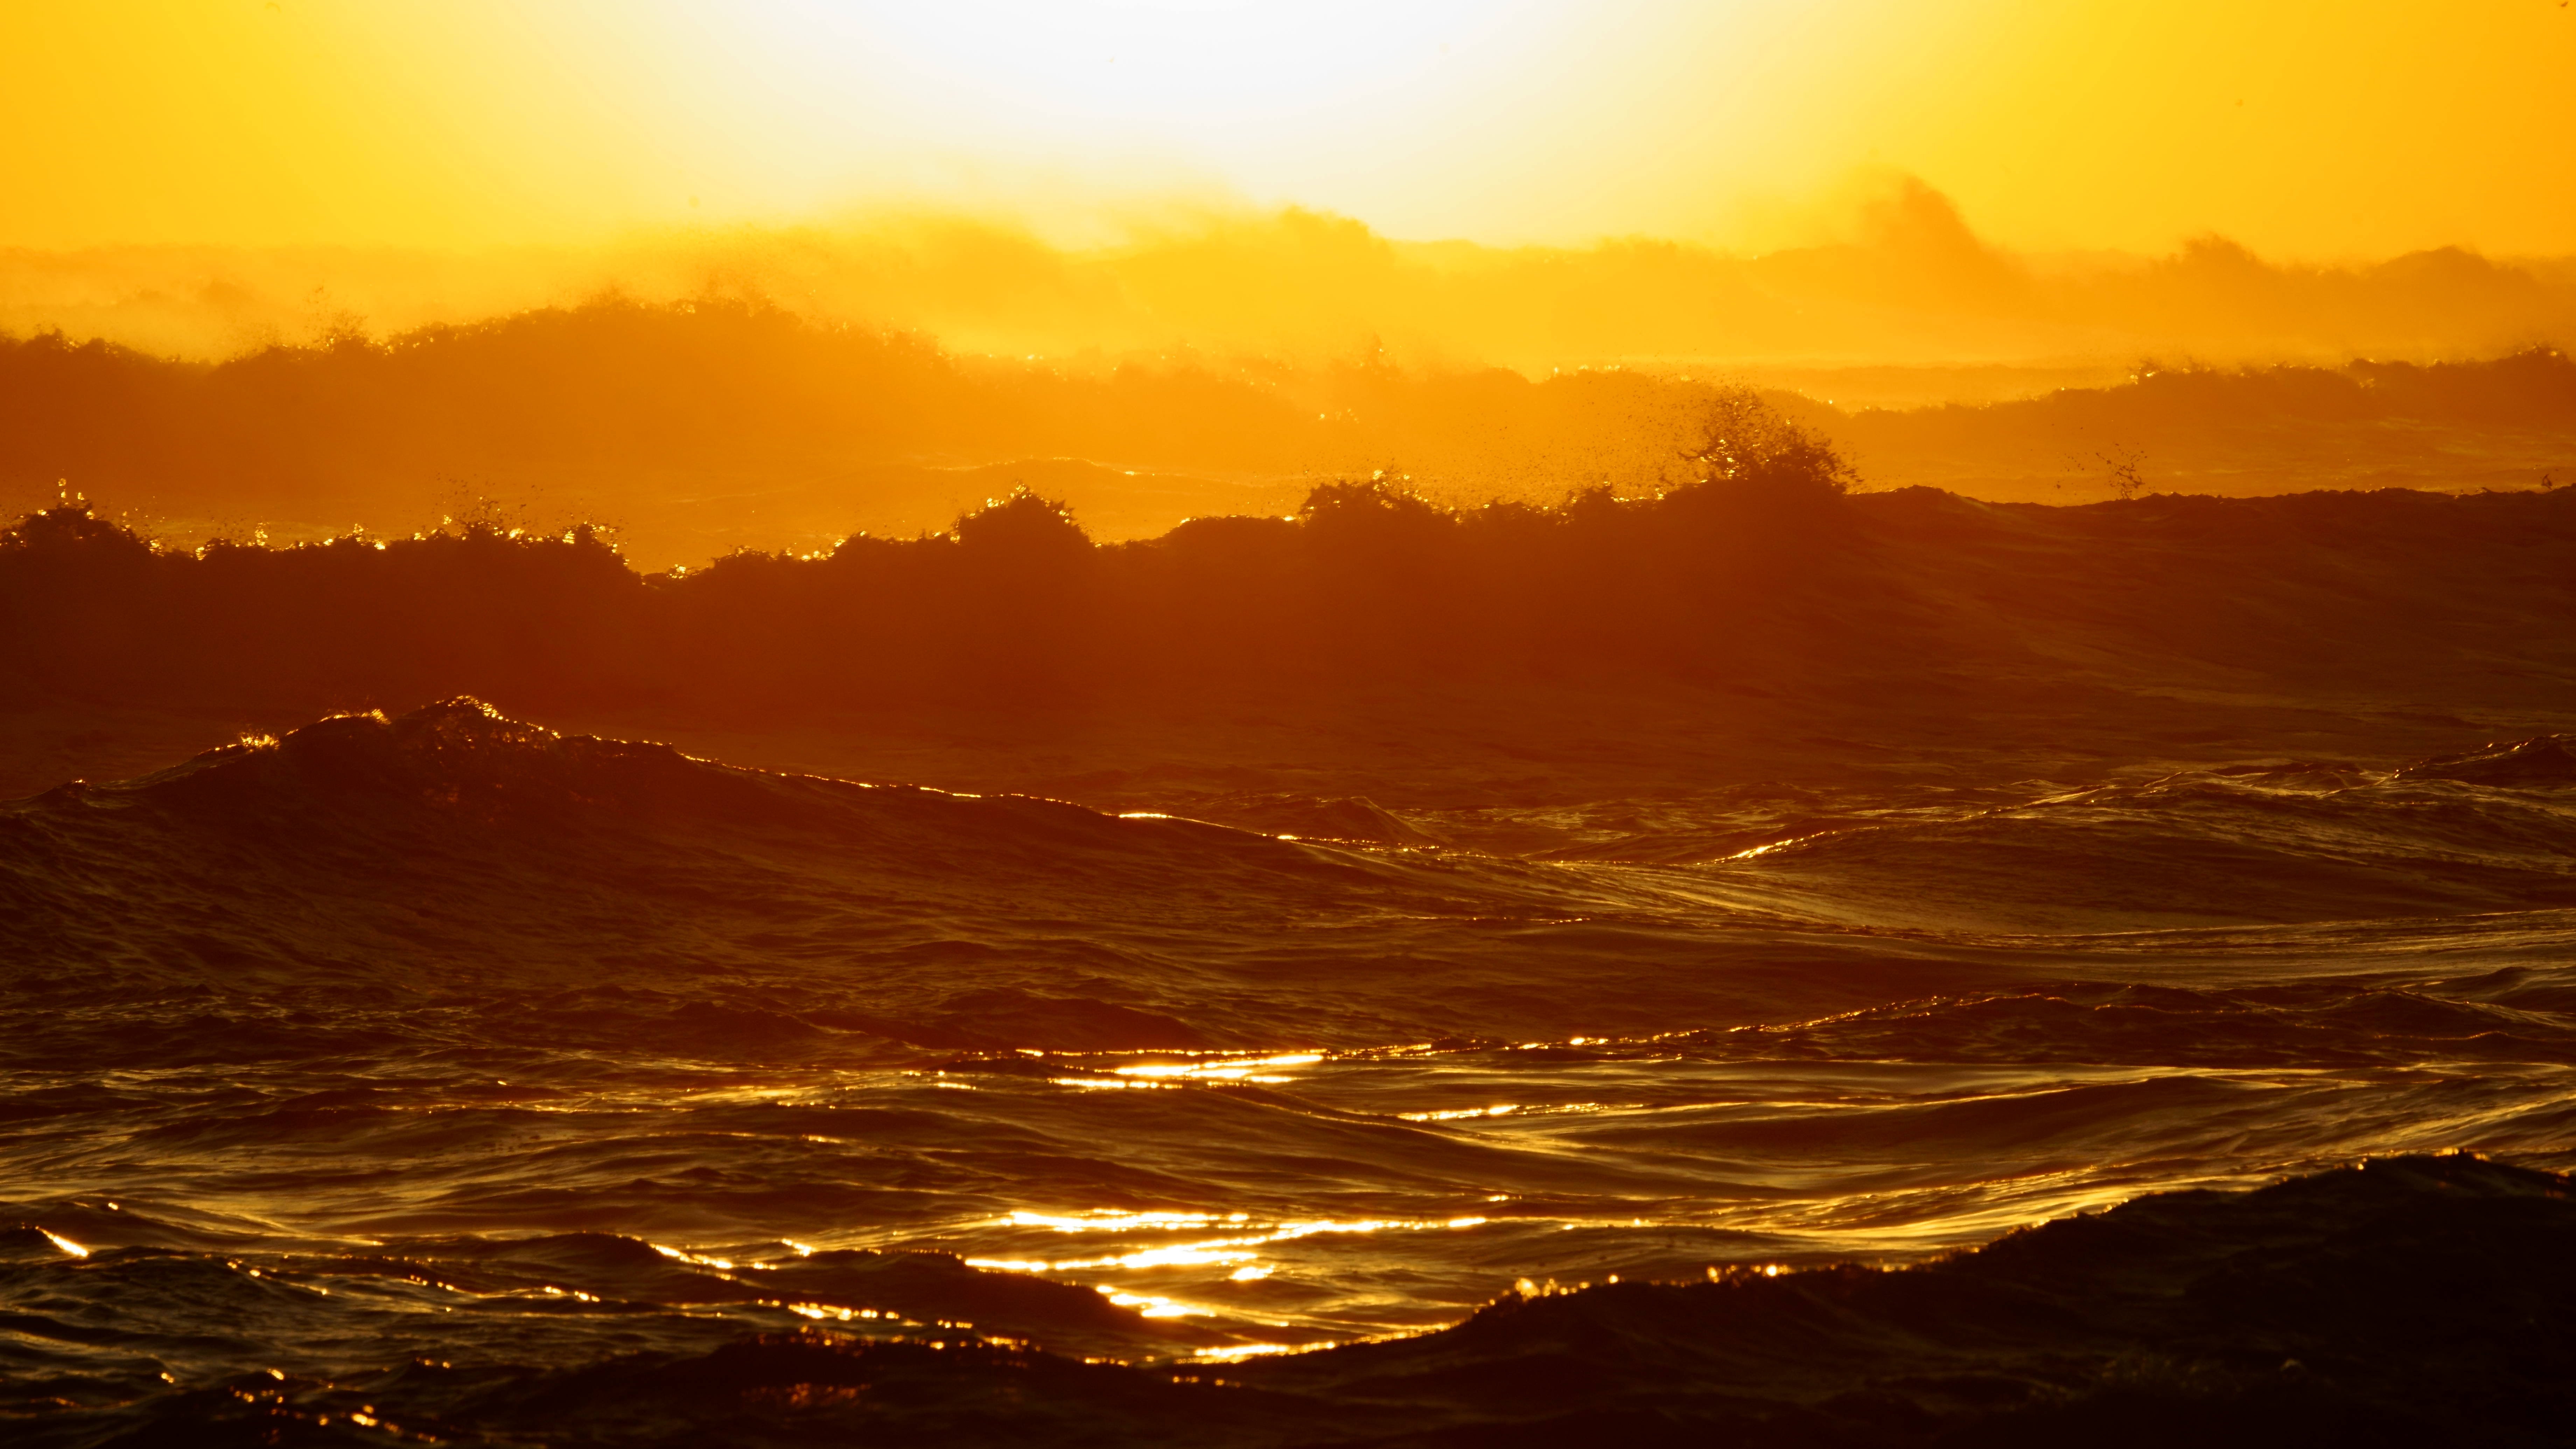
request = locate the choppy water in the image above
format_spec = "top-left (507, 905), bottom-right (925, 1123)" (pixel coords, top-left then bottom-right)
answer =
top-left (6, 701), bottom-right (2576, 1442)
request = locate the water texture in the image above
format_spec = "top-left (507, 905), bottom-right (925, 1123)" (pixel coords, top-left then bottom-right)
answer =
top-left (5, 701), bottom-right (2574, 1443)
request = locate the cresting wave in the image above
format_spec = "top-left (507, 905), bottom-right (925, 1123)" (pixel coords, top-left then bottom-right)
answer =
top-left (5, 702), bottom-right (2575, 1443)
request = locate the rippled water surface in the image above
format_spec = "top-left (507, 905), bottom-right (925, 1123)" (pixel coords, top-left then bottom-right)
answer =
top-left (7, 704), bottom-right (2576, 1438)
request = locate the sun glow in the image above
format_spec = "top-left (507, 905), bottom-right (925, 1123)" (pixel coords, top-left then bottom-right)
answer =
top-left (5, 2), bottom-right (2568, 255)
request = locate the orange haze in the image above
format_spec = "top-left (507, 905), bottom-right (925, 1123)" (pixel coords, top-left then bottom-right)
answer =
top-left (7, 5), bottom-right (2574, 564)
top-left (6, 2), bottom-right (2574, 259)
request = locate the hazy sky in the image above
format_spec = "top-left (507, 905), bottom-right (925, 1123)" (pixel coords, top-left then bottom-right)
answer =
top-left (9, 1), bottom-right (2575, 257)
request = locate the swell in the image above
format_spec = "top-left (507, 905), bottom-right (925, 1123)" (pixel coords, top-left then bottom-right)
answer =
top-left (0, 699), bottom-right (2018, 1051)
top-left (7, 705), bottom-right (2576, 1444)
top-left (1721, 741), bottom-right (2576, 930)
top-left (13, 703), bottom-right (2576, 1053)
top-left (8, 477), bottom-right (2576, 734)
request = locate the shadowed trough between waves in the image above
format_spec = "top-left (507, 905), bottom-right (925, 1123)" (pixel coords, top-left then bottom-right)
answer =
top-left (6, 700), bottom-right (2576, 1443)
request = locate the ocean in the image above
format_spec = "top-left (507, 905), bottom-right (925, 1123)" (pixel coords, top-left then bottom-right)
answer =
top-left (6, 697), bottom-right (2575, 1444)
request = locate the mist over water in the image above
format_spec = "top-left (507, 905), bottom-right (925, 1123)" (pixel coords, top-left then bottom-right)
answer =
top-left (5, 296), bottom-right (2571, 573)
top-left (13, 190), bottom-right (2574, 369)
top-left (9, 190), bottom-right (2572, 570)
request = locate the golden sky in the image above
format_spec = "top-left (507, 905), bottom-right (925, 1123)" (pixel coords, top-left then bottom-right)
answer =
top-left (8, 1), bottom-right (2575, 257)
